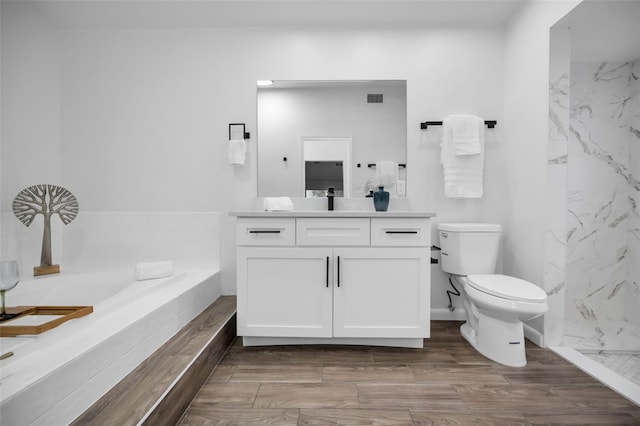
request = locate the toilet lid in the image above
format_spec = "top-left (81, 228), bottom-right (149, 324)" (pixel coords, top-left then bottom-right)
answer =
top-left (466, 274), bottom-right (547, 302)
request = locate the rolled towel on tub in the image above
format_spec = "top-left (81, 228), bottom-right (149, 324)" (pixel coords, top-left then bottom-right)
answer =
top-left (135, 261), bottom-right (174, 281)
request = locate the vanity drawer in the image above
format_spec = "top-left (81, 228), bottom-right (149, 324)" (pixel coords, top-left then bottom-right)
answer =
top-left (237, 218), bottom-right (296, 246)
top-left (371, 218), bottom-right (430, 247)
top-left (296, 218), bottom-right (370, 246)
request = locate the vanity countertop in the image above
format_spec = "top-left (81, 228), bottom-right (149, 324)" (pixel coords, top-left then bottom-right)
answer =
top-left (229, 210), bottom-right (436, 218)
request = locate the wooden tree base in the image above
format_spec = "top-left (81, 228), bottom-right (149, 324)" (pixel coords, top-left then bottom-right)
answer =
top-left (34, 265), bottom-right (60, 276)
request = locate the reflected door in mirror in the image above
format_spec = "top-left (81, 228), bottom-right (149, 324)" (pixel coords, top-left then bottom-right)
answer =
top-left (305, 161), bottom-right (344, 197)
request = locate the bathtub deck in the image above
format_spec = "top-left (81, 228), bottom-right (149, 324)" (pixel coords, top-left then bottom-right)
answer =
top-left (72, 295), bottom-right (236, 425)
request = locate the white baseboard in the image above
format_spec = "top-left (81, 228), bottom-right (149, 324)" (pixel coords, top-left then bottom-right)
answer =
top-left (524, 323), bottom-right (544, 347)
top-left (431, 308), bottom-right (466, 321)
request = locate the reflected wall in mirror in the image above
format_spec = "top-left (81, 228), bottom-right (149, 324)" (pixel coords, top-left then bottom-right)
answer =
top-left (257, 80), bottom-right (407, 198)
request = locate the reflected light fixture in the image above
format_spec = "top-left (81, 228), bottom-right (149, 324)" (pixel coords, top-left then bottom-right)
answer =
top-left (257, 80), bottom-right (274, 86)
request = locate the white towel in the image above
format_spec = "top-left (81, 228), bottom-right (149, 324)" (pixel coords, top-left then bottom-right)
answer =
top-left (375, 160), bottom-right (399, 195)
top-left (441, 118), bottom-right (485, 198)
top-left (376, 161), bottom-right (398, 181)
top-left (228, 139), bottom-right (246, 165)
top-left (135, 261), bottom-right (173, 281)
top-left (444, 114), bottom-right (483, 156)
top-left (263, 197), bottom-right (294, 211)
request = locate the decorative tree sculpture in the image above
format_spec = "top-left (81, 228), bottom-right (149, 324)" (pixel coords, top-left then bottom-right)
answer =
top-left (12, 184), bottom-right (79, 276)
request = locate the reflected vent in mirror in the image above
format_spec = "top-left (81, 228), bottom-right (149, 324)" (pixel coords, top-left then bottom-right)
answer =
top-left (367, 94), bottom-right (383, 103)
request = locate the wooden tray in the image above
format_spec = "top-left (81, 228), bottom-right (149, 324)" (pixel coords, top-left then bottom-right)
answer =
top-left (0, 306), bottom-right (93, 337)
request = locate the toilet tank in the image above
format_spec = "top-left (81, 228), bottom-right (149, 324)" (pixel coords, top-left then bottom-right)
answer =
top-left (437, 223), bottom-right (502, 275)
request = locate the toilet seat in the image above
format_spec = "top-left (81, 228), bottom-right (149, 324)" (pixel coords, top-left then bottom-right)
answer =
top-left (466, 274), bottom-right (546, 303)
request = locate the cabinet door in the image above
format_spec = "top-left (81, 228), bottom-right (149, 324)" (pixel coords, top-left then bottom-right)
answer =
top-left (237, 247), bottom-right (333, 338)
top-left (333, 248), bottom-right (429, 338)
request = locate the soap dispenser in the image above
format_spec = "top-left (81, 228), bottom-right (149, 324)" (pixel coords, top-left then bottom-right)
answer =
top-left (327, 187), bottom-right (335, 211)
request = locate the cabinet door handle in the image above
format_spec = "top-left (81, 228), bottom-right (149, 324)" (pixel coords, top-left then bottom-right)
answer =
top-left (385, 230), bottom-right (418, 234)
top-left (326, 256), bottom-right (330, 288)
top-left (337, 256), bottom-right (340, 287)
top-left (248, 230), bottom-right (281, 234)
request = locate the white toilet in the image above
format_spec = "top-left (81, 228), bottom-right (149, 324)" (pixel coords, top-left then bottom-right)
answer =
top-left (437, 223), bottom-right (548, 367)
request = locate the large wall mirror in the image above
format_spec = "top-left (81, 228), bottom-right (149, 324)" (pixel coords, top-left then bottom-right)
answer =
top-left (257, 80), bottom-right (407, 198)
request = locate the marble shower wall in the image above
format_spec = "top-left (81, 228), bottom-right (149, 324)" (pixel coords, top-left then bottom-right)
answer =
top-left (566, 60), bottom-right (640, 350)
top-left (629, 59), bottom-right (640, 330)
top-left (544, 28), bottom-right (570, 346)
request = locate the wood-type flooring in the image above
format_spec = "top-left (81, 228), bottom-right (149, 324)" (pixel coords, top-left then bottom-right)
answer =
top-left (180, 321), bottom-right (640, 425)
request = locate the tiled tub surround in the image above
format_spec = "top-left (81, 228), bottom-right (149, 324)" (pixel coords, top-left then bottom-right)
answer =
top-left (1, 212), bottom-right (221, 275)
top-left (0, 269), bottom-right (222, 425)
top-left (0, 211), bottom-right (222, 424)
top-left (565, 60), bottom-right (640, 352)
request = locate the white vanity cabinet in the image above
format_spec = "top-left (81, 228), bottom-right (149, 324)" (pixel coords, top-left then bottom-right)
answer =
top-left (237, 246), bottom-right (333, 338)
top-left (332, 247), bottom-right (428, 339)
top-left (232, 211), bottom-right (434, 348)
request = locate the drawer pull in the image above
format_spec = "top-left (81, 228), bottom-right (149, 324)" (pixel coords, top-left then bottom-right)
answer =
top-left (249, 230), bottom-right (281, 234)
top-left (385, 230), bottom-right (418, 234)
top-left (326, 256), bottom-right (330, 288)
top-left (337, 256), bottom-right (341, 287)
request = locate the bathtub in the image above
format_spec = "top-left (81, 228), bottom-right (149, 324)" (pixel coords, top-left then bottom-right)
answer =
top-left (0, 269), bottom-right (221, 425)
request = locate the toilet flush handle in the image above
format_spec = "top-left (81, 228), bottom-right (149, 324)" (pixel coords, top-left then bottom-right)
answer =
top-left (439, 232), bottom-right (448, 255)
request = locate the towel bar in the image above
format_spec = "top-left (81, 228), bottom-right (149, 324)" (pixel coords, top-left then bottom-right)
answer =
top-left (367, 163), bottom-right (407, 168)
top-left (420, 120), bottom-right (497, 130)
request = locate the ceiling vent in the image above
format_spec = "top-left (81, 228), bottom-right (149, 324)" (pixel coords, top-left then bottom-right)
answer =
top-left (367, 94), bottom-right (383, 103)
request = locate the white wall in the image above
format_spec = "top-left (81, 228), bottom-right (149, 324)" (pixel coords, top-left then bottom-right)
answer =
top-left (2, 2), bottom-right (580, 314)
top-left (51, 25), bottom-right (507, 299)
top-left (1, 1), bottom-right (63, 267)
top-left (0, 1), bottom-right (61, 203)
top-left (503, 0), bottom-right (580, 336)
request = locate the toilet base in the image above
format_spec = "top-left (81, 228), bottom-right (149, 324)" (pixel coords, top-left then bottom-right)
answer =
top-left (460, 312), bottom-right (527, 367)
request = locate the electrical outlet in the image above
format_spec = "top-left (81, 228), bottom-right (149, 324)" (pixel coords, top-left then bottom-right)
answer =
top-left (397, 180), bottom-right (406, 196)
